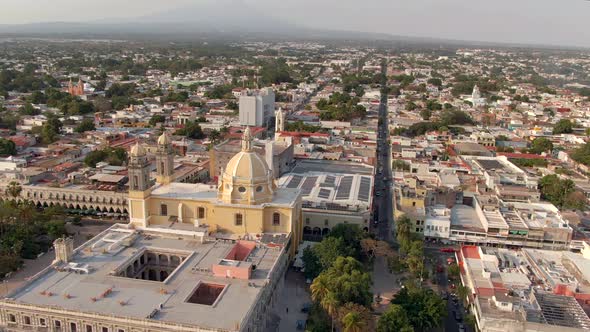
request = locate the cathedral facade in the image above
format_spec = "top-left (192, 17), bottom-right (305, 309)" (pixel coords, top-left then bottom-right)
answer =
top-left (127, 128), bottom-right (303, 255)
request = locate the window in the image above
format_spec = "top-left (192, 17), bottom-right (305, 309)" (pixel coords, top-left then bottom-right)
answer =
top-left (412, 201), bottom-right (416, 207)
top-left (235, 213), bottom-right (243, 226)
top-left (117, 329), bottom-right (125, 332)
top-left (238, 186), bottom-right (246, 193)
top-left (71, 322), bottom-right (78, 332)
top-left (39, 318), bottom-right (46, 326)
top-left (160, 162), bottom-right (165, 174)
top-left (305, 218), bottom-right (310, 225)
top-left (102, 327), bottom-right (109, 332)
top-left (23, 316), bottom-right (31, 325)
top-left (132, 175), bottom-right (138, 190)
top-left (86, 325), bottom-right (93, 332)
top-left (55, 320), bottom-right (62, 328)
top-left (160, 204), bottom-right (167, 216)
top-left (324, 219), bottom-right (329, 226)
top-left (197, 207), bottom-right (205, 219)
top-left (272, 212), bottom-right (281, 226)
top-left (8, 314), bottom-right (15, 323)
top-left (416, 228), bottom-right (420, 232)
top-left (256, 186), bottom-right (263, 192)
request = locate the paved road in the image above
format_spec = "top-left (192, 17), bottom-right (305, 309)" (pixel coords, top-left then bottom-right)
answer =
top-left (373, 64), bottom-right (394, 242)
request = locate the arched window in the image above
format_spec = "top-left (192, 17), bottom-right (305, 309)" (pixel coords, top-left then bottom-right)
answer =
top-left (272, 212), bottom-right (281, 226)
top-left (197, 207), bottom-right (205, 219)
top-left (235, 213), bottom-right (243, 226)
top-left (160, 204), bottom-right (167, 216)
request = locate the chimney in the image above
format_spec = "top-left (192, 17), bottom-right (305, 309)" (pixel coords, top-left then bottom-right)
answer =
top-left (53, 237), bottom-right (74, 264)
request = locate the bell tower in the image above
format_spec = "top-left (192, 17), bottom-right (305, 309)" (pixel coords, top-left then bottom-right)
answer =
top-left (275, 108), bottom-right (285, 133)
top-left (128, 142), bottom-right (151, 195)
top-left (155, 132), bottom-right (174, 185)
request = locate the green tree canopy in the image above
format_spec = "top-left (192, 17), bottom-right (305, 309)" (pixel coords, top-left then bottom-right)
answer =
top-left (529, 137), bottom-right (553, 154)
top-left (392, 287), bottom-right (446, 331)
top-left (0, 138), bottom-right (17, 157)
top-left (377, 304), bottom-right (414, 332)
top-left (553, 119), bottom-right (574, 134)
top-left (75, 119), bottom-right (96, 133)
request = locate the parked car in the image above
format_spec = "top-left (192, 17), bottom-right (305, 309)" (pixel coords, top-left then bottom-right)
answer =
top-left (296, 320), bottom-right (306, 330)
top-left (458, 323), bottom-right (466, 332)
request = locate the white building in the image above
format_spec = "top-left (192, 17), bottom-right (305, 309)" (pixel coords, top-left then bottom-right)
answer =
top-left (239, 88), bottom-right (275, 126)
top-left (424, 205), bottom-right (451, 240)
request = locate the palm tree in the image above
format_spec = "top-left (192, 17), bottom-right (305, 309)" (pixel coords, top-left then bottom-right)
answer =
top-left (456, 285), bottom-right (469, 306)
top-left (321, 292), bottom-right (339, 332)
top-left (396, 215), bottom-right (412, 252)
top-left (310, 275), bottom-right (330, 303)
top-left (342, 311), bottom-right (367, 332)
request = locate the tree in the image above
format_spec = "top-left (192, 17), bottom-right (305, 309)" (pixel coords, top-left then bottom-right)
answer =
top-left (529, 137), bottom-right (553, 155)
top-left (427, 78), bottom-right (442, 88)
top-left (149, 114), bottom-right (166, 126)
top-left (448, 263), bottom-right (460, 279)
top-left (342, 311), bottom-right (367, 332)
top-left (420, 109), bottom-right (432, 120)
top-left (538, 174), bottom-right (585, 209)
top-left (456, 285), bottom-right (469, 306)
top-left (0, 138), bottom-right (17, 156)
top-left (392, 287), bottom-right (446, 331)
top-left (302, 246), bottom-right (323, 279)
top-left (40, 116), bottom-right (62, 144)
top-left (75, 119), bottom-right (96, 133)
top-left (338, 302), bottom-right (372, 332)
top-left (553, 119), bottom-right (574, 134)
top-left (377, 304), bottom-right (414, 332)
top-left (396, 215), bottom-right (412, 253)
top-left (312, 257), bottom-right (372, 307)
top-left (20, 103), bottom-right (40, 116)
top-left (5, 181), bottom-right (21, 199)
top-left (313, 236), bottom-right (356, 271)
top-left (175, 121), bottom-right (204, 139)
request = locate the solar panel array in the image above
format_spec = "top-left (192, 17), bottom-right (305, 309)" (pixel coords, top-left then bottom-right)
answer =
top-left (325, 175), bottom-right (336, 185)
top-left (301, 176), bottom-right (318, 196)
top-left (318, 188), bottom-right (331, 199)
top-left (336, 176), bottom-right (354, 200)
top-left (358, 177), bottom-right (371, 202)
top-left (287, 175), bottom-right (303, 188)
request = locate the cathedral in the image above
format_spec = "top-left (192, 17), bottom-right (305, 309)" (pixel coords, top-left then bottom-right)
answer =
top-left (67, 78), bottom-right (85, 96)
top-left (127, 127), bottom-right (303, 255)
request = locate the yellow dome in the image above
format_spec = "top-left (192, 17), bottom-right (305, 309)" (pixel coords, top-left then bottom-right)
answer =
top-left (217, 126), bottom-right (275, 205)
top-left (158, 132), bottom-right (171, 145)
top-left (224, 150), bottom-right (271, 180)
top-left (130, 142), bottom-right (146, 157)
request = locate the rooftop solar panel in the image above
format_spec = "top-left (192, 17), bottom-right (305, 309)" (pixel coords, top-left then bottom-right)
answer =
top-left (318, 188), bottom-right (331, 199)
top-left (336, 176), bottom-right (354, 200)
top-left (358, 177), bottom-right (371, 202)
top-left (325, 175), bottom-right (336, 185)
top-left (301, 176), bottom-right (318, 196)
top-left (287, 175), bottom-right (303, 188)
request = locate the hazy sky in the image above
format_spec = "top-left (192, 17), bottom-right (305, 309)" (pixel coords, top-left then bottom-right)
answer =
top-left (1, 0), bottom-right (589, 47)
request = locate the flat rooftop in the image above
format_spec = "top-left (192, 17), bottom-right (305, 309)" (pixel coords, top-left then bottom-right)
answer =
top-left (4, 225), bottom-right (288, 331)
top-left (278, 172), bottom-right (373, 210)
top-left (291, 159), bottom-right (373, 176)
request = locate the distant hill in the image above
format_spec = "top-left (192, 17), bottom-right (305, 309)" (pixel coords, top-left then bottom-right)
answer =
top-left (0, 0), bottom-right (395, 40)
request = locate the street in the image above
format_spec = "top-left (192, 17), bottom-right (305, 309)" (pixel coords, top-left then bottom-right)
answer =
top-left (373, 64), bottom-right (394, 243)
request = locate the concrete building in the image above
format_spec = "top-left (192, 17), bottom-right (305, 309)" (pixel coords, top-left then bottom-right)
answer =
top-left (279, 165), bottom-right (373, 241)
top-left (209, 138), bottom-right (294, 180)
top-left (457, 246), bottom-right (590, 332)
top-left (0, 129), bottom-right (302, 332)
top-left (239, 88), bottom-right (275, 127)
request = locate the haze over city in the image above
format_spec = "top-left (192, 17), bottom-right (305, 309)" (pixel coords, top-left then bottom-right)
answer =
top-left (0, 0), bottom-right (589, 47)
top-left (1, 1), bottom-right (590, 332)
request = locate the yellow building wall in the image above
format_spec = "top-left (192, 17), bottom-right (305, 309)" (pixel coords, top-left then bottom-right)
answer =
top-left (136, 196), bottom-right (301, 256)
